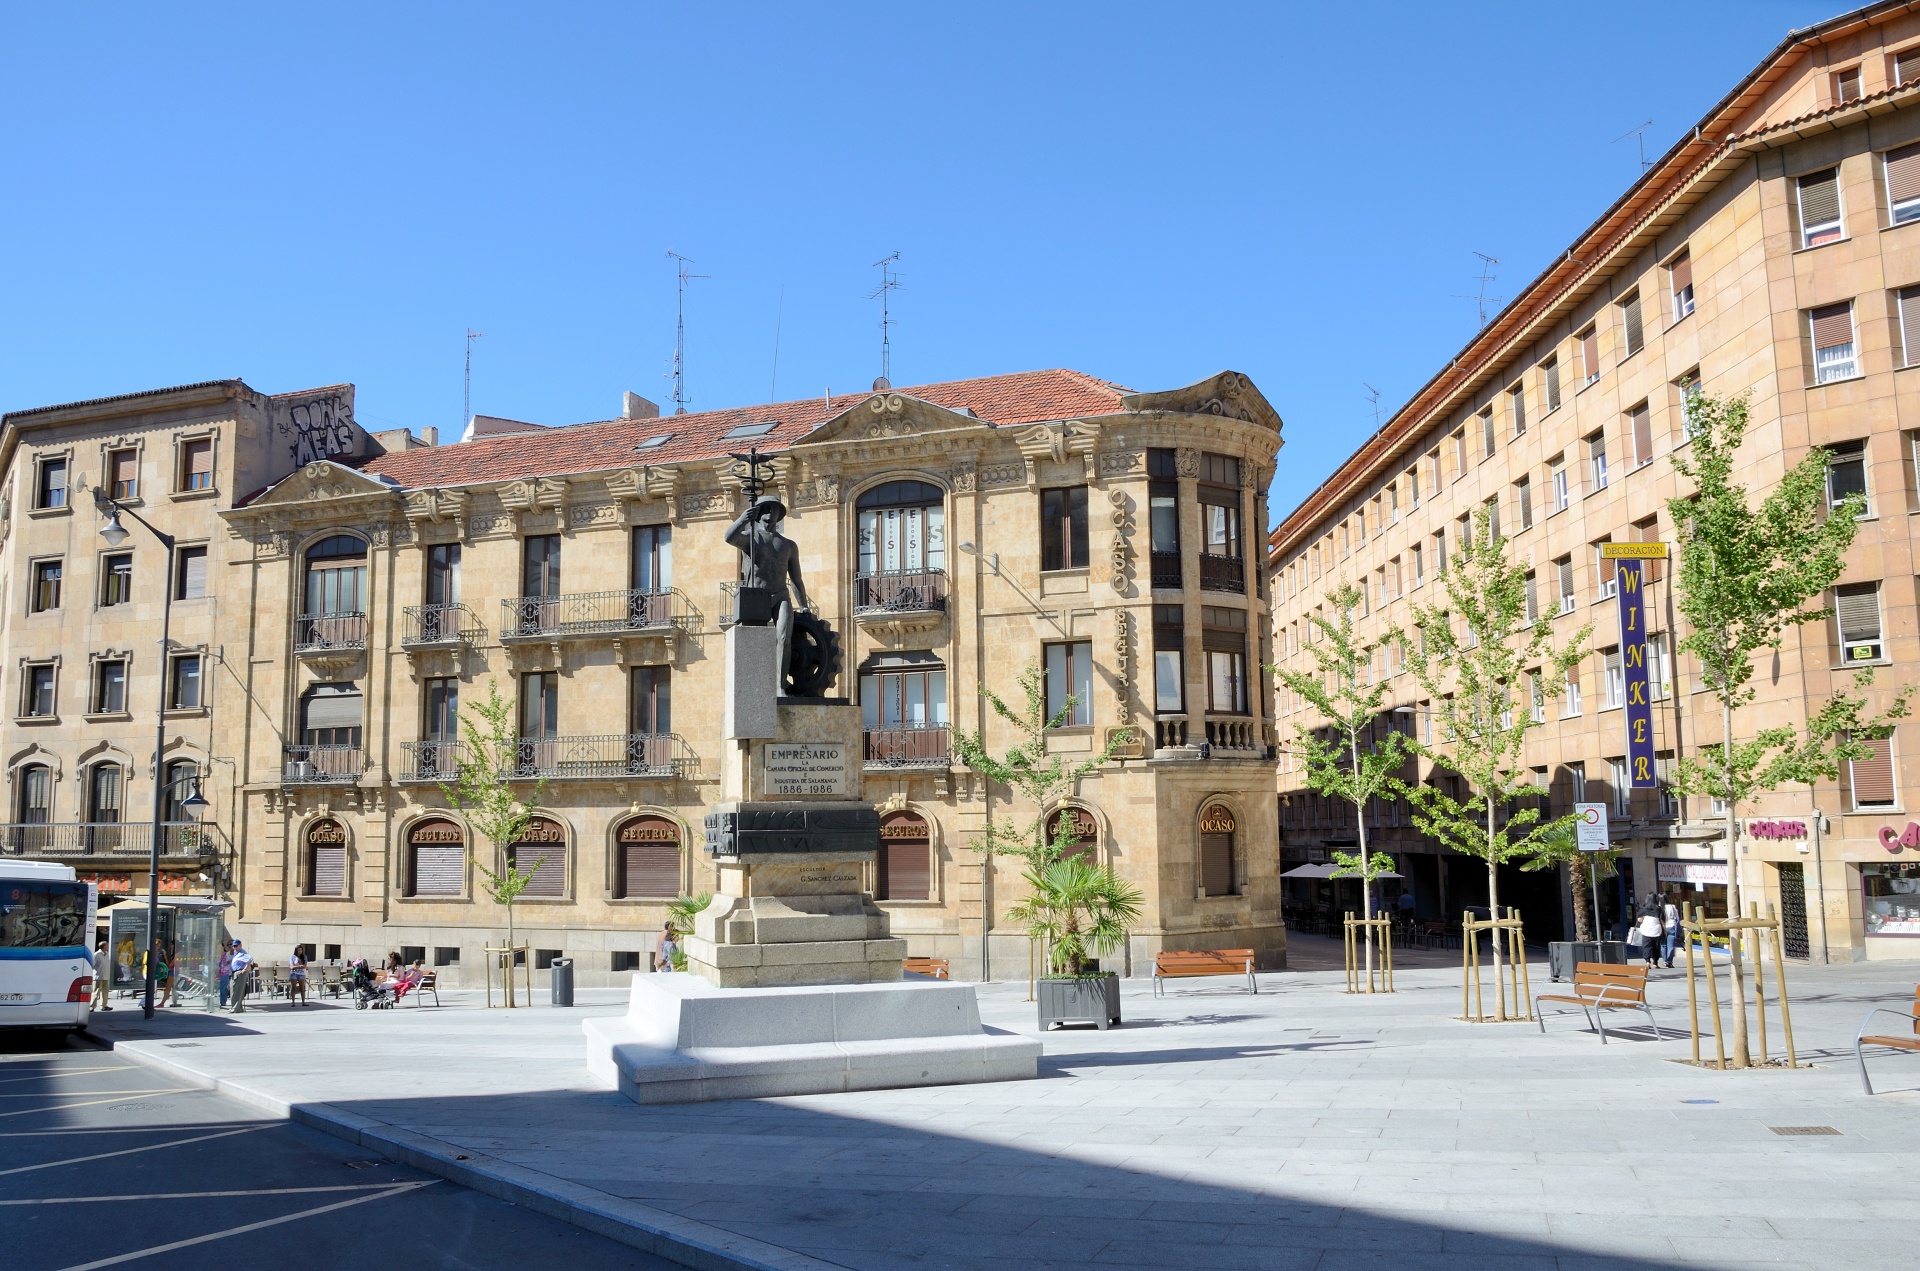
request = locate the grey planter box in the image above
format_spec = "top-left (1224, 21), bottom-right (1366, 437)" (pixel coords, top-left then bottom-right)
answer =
top-left (1037, 974), bottom-right (1121, 1030)
top-left (1547, 940), bottom-right (1634, 982)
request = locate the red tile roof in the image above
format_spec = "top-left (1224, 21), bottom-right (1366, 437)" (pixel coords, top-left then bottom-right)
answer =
top-left (356, 369), bottom-right (1130, 492)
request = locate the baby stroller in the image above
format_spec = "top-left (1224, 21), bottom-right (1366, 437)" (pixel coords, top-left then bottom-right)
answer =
top-left (350, 959), bottom-right (396, 1010)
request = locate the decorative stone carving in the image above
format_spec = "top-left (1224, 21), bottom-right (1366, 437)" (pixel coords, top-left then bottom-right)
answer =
top-left (949, 464), bottom-right (977, 493)
top-left (678, 490), bottom-right (733, 519)
top-left (864, 393), bottom-right (914, 437)
top-left (498, 476), bottom-right (569, 515)
top-left (1175, 447), bottom-right (1199, 478)
top-left (1114, 610), bottom-right (1134, 727)
top-left (978, 464), bottom-right (1026, 488)
top-left (1098, 450), bottom-right (1141, 476)
top-left (404, 488), bottom-right (470, 539)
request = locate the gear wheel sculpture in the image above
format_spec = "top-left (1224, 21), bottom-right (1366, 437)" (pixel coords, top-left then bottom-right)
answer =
top-left (784, 610), bottom-right (843, 698)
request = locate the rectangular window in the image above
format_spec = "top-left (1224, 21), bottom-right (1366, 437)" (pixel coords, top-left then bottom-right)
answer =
top-left (1562, 667), bottom-right (1583, 718)
top-left (1798, 168), bottom-right (1843, 247)
top-left (1850, 735), bottom-right (1897, 809)
top-left (1202, 607), bottom-right (1248, 714)
top-left (523, 534), bottom-right (562, 597)
top-left (1524, 571), bottom-right (1539, 624)
top-left (1202, 453), bottom-right (1240, 486)
top-left (1556, 555), bottom-right (1576, 613)
top-left (93, 660), bottom-right (127, 714)
top-left (1897, 46), bottom-right (1920, 87)
top-left (1633, 517), bottom-right (1664, 583)
top-left (1669, 249), bottom-right (1694, 321)
top-left (1433, 529), bottom-right (1447, 573)
top-left (1154, 649), bottom-right (1184, 714)
top-left (1629, 403), bottom-right (1654, 468)
top-left (1485, 495), bottom-right (1500, 542)
top-left (1407, 465), bottom-right (1420, 508)
top-left (1810, 302), bottom-right (1858, 382)
top-left (1676, 369), bottom-right (1704, 438)
top-left (1603, 647), bottom-right (1624, 708)
top-left (24, 664), bottom-right (56, 717)
top-left (1201, 495), bottom-right (1242, 559)
top-left (1899, 286), bottom-right (1920, 366)
top-left (180, 438), bottom-right (214, 492)
top-left (1594, 540), bottom-right (1618, 598)
top-left (1450, 429), bottom-right (1466, 479)
top-left (1837, 582), bottom-right (1885, 663)
top-left (175, 546), bottom-right (208, 600)
top-left (632, 525), bottom-right (673, 592)
top-left (1529, 671), bottom-right (1545, 723)
top-left (1827, 439), bottom-right (1870, 515)
top-left (1411, 542), bottom-right (1424, 587)
top-left (1040, 486), bottom-right (1089, 571)
top-left (1647, 633), bottom-right (1672, 701)
top-left (1456, 512), bottom-right (1472, 553)
top-left (1611, 758), bottom-right (1632, 816)
top-left (1426, 448), bottom-right (1441, 494)
top-left (426, 542), bottom-right (462, 606)
top-left (520, 671), bottom-right (559, 737)
top-left (424, 676), bottom-right (459, 740)
top-left (1833, 64), bottom-right (1862, 104)
top-left (1148, 478), bottom-right (1179, 555)
top-left (630, 664), bottom-right (672, 735)
top-left (169, 654), bottom-right (203, 710)
top-left (1542, 356), bottom-right (1562, 412)
top-left (1620, 291), bottom-right (1644, 357)
top-left (1579, 326), bottom-right (1600, 385)
top-left (1509, 385), bottom-right (1526, 437)
top-left (1588, 432), bottom-right (1609, 491)
top-left (31, 559), bottom-right (62, 612)
top-left (1388, 486), bottom-right (1399, 524)
top-left (1516, 476), bottom-right (1533, 530)
top-left (1551, 457), bottom-right (1569, 511)
top-left (1045, 641), bottom-right (1094, 727)
top-left (36, 457), bottom-right (67, 510)
top-left (1481, 409), bottom-right (1496, 458)
top-left (101, 553), bottom-right (133, 607)
top-left (108, 448), bottom-right (138, 501)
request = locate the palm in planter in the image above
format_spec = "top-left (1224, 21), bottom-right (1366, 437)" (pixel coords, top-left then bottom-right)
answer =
top-left (1008, 853), bottom-right (1143, 1029)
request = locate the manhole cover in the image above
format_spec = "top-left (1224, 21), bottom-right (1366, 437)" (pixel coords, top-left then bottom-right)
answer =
top-left (1769, 1126), bottom-right (1840, 1136)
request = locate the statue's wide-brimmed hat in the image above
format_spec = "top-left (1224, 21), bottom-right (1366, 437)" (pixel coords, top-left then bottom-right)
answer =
top-left (752, 495), bottom-right (787, 519)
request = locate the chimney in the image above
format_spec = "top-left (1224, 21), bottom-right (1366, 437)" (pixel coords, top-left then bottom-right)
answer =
top-left (622, 392), bottom-right (661, 420)
top-left (421, 426), bottom-right (438, 447)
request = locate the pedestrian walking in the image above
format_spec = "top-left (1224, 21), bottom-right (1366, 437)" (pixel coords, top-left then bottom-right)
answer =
top-left (217, 943), bottom-right (233, 1007)
top-left (91, 938), bottom-right (113, 1011)
top-left (153, 941), bottom-right (174, 1008)
top-left (288, 945), bottom-right (308, 1006)
top-left (228, 940), bottom-right (255, 1012)
top-left (1635, 907), bottom-right (1664, 968)
top-left (656, 924), bottom-right (679, 972)
top-left (1661, 896), bottom-right (1683, 968)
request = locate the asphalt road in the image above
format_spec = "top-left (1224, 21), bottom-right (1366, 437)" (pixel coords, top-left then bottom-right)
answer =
top-left (0, 1030), bottom-right (676, 1271)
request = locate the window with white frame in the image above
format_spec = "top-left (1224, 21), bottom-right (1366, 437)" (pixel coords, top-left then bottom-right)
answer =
top-left (1676, 369), bottom-right (1704, 438)
top-left (1826, 439), bottom-right (1870, 515)
top-left (1542, 356), bottom-right (1562, 412)
top-left (1551, 456), bottom-right (1569, 511)
top-left (1810, 302), bottom-right (1858, 382)
top-left (1529, 671), bottom-right (1545, 723)
top-left (1836, 582), bottom-right (1885, 664)
top-left (1555, 555), bottom-right (1575, 613)
top-left (1594, 541), bottom-right (1618, 598)
top-left (1602, 646), bottom-right (1624, 708)
top-left (1561, 666), bottom-right (1583, 717)
top-left (1647, 633), bottom-right (1672, 700)
top-left (1588, 432), bottom-right (1609, 491)
top-left (1524, 571), bottom-right (1539, 624)
top-left (1509, 385), bottom-right (1526, 437)
top-left (1889, 143), bottom-right (1920, 226)
top-left (1610, 758), bottom-right (1632, 815)
top-left (1045, 641), bottom-right (1095, 726)
top-left (1411, 542), bottom-right (1424, 587)
top-left (1797, 168), bottom-right (1843, 247)
top-left (1669, 249), bottom-right (1694, 321)
top-left (1578, 325), bottom-right (1600, 386)
top-left (1620, 291), bottom-right (1644, 357)
top-left (1480, 409), bottom-right (1496, 458)
top-left (1628, 402), bottom-right (1654, 468)
top-left (1516, 475), bottom-right (1533, 530)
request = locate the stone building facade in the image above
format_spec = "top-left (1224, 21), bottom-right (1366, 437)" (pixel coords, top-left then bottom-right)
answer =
top-left (3, 367), bottom-right (1286, 984)
top-left (1268, 1), bottom-right (1920, 963)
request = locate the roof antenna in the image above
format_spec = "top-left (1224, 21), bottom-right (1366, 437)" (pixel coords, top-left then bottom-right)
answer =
top-left (1363, 383), bottom-right (1383, 430)
top-left (868, 252), bottom-right (901, 389)
top-left (1453, 252), bottom-right (1502, 329)
top-left (463, 328), bottom-right (484, 429)
top-left (770, 284), bottom-right (785, 404)
top-left (666, 250), bottom-right (707, 415)
top-left (1613, 119), bottom-right (1655, 173)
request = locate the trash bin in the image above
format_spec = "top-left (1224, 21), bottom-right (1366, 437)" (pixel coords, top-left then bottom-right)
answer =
top-left (549, 957), bottom-right (574, 1007)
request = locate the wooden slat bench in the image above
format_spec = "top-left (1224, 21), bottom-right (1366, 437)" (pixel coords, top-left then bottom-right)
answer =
top-left (1855, 985), bottom-right (1920, 1095)
top-left (1153, 949), bottom-right (1257, 996)
top-left (407, 970), bottom-right (442, 1007)
top-left (1535, 961), bottom-right (1660, 1043)
top-left (903, 957), bottom-right (950, 980)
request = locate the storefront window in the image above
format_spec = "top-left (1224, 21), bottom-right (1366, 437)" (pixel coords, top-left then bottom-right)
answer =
top-left (1863, 861), bottom-right (1920, 937)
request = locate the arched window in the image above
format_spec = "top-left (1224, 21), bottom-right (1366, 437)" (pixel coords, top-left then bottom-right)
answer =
top-left (856, 481), bottom-right (945, 579)
top-left (507, 816), bottom-right (567, 899)
top-left (301, 535), bottom-right (368, 648)
top-left (614, 815), bottom-right (681, 899)
top-left (1045, 807), bottom-right (1099, 865)
top-left (879, 811), bottom-right (931, 901)
top-left (405, 818), bottom-right (465, 897)
top-left (306, 818), bottom-right (347, 897)
top-left (16, 764), bottom-right (51, 825)
top-left (161, 760), bottom-right (198, 823)
top-left (86, 763), bottom-right (124, 853)
top-left (1199, 803), bottom-right (1238, 897)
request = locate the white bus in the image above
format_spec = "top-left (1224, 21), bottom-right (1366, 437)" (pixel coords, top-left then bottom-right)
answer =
top-left (0, 860), bottom-right (97, 1034)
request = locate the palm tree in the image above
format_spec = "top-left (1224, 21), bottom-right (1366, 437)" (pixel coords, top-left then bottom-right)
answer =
top-left (1006, 856), bottom-right (1144, 977)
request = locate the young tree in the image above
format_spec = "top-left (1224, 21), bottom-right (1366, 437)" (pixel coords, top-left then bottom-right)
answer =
top-left (440, 679), bottom-right (549, 950)
top-left (1399, 506), bottom-right (1592, 1018)
top-left (1666, 390), bottom-right (1910, 1066)
top-left (1273, 582), bottom-right (1411, 989)
top-left (1005, 856), bottom-right (1145, 977)
top-left (1518, 819), bottom-right (1625, 944)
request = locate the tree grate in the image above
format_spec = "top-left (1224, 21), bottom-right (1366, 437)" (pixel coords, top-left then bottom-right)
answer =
top-left (1769, 1126), bottom-right (1840, 1136)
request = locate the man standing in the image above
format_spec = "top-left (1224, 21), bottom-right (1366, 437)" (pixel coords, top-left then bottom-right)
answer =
top-left (724, 495), bottom-right (813, 691)
top-left (91, 937), bottom-right (113, 1012)
top-left (227, 940), bottom-right (255, 1013)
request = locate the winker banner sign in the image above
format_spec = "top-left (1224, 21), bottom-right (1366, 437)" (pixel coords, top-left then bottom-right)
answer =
top-left (1616, 558), bottom-right (1657, 788)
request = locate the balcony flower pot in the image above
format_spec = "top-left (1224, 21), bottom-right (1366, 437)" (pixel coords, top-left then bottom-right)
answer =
top-left (1037, 973), bottom-right (1121, 1030)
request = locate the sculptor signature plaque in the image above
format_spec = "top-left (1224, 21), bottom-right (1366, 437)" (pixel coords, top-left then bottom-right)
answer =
top-left (763, 743), bottom-right (850, 796)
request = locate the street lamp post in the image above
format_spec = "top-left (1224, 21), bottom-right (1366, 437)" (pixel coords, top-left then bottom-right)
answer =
top-left (95, 489), bottom-right (207, 1020)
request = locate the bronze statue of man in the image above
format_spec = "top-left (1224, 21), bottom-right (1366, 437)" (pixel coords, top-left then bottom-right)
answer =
top-left (725, 495), bottom-right (813, 691)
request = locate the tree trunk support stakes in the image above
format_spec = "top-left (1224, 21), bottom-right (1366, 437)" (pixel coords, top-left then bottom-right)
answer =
top-left (484, 943), bottom-right (531, 1009)
top-left (1344, 914), bottom-right (1394, 994)
top-left (1460, 909), bottom-right (1531, 1022)
top-left (1679, 902), bottom-right (1798, 1069)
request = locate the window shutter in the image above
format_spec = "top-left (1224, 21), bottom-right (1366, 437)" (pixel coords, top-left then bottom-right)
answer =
top-left (112, 450), bottom-right (136, 489)
top-left (621, 842), bottom-right (681, 898)
top-left (303, 686), bottom-right (363, 730)
top-left (311, 845), bottom-right (346, 896)
top-left (1887, 143), bottom-right (1920, 206)
top-left (411, 843), bottom-right (464, 896)
top-left (1810, 302), bottom-right (1854, 351)
top-left (1900, 287), bottom-right (1920, 367)
top-left (512, 842), bottom-right (566, 897)
top-left (1898, 47), bottom-right (1920, 86)
top-left (1851, 736), bottom-right (1896, 806)
top-left (1837, 584), bottom-right (1882, 642)
top-left (1581, 328), bottom-right (1599, 378)
top-left (1623, 294), bottom-right (1644, 353)
top-left (182, 548), bottom-right (208, 598)
top-left (1631, 405), bottom-right (1653, 465)
top-left (1670, 251), bottom-right (1692, 294)
top-left (1201, 834), bottom-right (1234, 897)
top-left (1799, 169), bottom-right (1840, 229)
top-left (185, 439), bottom-right (213, 485)
top-left (882, 843), bottom-right (931, 901)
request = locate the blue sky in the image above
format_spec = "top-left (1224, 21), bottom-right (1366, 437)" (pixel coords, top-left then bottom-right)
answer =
top-left (0, 2), bottom-right (1842, 522)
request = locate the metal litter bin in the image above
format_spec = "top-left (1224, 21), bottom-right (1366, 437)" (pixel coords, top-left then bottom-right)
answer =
top-left (549, 956), bottom-right (574, 1007)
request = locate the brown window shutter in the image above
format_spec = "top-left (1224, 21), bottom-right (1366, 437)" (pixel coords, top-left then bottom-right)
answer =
top-left (311, 845), bottom-right (345, 896)
top-left (1899, 47), bottom-right (1920, 86)
top-left (512, 842), bottom-right (566, 897)
top-left (112, 450), bottom-right (136, 487)
top-left (1623, 294), bottom-right (1644, 352)
top-left (1810, 302), bottom-right (1854, 351)
top-left (1837, 583), bottom-right (1882, 642)
top-left (411, 843), bottom-right (464, 896)
top-left (185, 439), bottom-right (213, 481)
top-left (1888, 143), bottom-right (1920, 205)
top-left (621, 842), bottom-right (681, 898)
top-left (1581, 328), bottom-right (1599, 378)
top-left (882, 842), bottom-right (931, 901)
top-left (1901, 287), bottom-right (1920, 366)
top-left (1670, 251), bottom-right (1692, 294)
top-left (1852, 736), bottom-right (1896, 806)
top-left (1632, 405), bottom-right (1653, 465)
top-left (1201, 834), bottom-right (1234, 897)
top-left (1799, 170), bottom-right (1841, 228)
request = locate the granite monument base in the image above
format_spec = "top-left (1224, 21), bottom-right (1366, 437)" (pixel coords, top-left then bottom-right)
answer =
top-left (584, 972), bottom-right (1041, 1104)
top-left (686, 845), bottom-right (905, 988)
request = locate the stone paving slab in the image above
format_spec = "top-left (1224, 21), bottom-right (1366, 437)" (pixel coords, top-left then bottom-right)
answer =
top-left (86, 956), bottom-right (1920, 1271)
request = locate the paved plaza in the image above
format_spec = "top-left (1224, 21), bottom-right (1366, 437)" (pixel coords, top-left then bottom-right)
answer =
top-left (64, 948), bottom-right (1920, 1271)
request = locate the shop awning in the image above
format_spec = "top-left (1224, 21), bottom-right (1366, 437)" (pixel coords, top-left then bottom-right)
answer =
top-left (1279, 863), bottom-right (1404, 880)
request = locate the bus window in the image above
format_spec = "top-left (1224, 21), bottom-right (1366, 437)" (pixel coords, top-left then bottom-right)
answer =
top-left (0, 881), bottom-right (88, 949)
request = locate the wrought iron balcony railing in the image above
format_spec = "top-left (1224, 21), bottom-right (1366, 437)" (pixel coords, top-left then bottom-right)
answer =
top-left (500, 589), bottom-right (682, 640)
top-left (863, 724), bottom-right (950, 769)
top-left (402, 603), bottom-right (485, 647)
top-left (854, 570), bottom-right (947, 616)
top-left (505, 733), bottom-right (693, 780)
top-left (1199, 554), bottom-right (1244, 595)
top-left (282, 745), bottom-right (365, 785)
top-left (399, 739), bottom-right (467, 784)
top-left (0, 822), bottom-right (211, 858)
top-left (1150, 551), bottom-right (1183, 591)
top-left (294, 612), bottom-right (368, 652)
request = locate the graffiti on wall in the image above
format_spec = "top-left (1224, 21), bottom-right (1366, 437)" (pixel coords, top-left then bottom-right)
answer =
top-left (279, 393), bottom-right (359, 466)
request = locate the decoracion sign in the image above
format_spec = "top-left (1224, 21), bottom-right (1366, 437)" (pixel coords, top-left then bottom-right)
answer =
top-left (1655, 859), bottom-right (1728, 885)
top-left (307, 818), bottom-right (346, 844)
top-left (1615, 557), bottom-right (1658, 788)
top-left (1599, 542), bottom-right (1670, 560)
top-left (1879, 822), bottom-right (1920, 852)
top-left (763, 743), bottom-right (850, 796)
top-left (1199, 805), bottom-right (1237, 835)
top-left (881, 814), bottom-right (930, 841)
top-left (1747, 819), bottom-right (1809, 841)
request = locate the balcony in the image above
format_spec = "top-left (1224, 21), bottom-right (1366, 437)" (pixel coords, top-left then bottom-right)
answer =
top-left (863, 724), bottom-right (950, 770)
top-left (282, 745), bottom-right (365, 785)
top-left (402, 603), bottom-right (485, 649)
top-left (500, 589), bottom-right (681, 640)
top-left (854, 570), bottom-right (948, 638)
top-left (1199, 554), bottom-right (1244, 595)
top-left (399, 739), bottom-right (466, 784)
top-left (1155, 715), bottom-right (1189, 748)
top-left (506, 733), bottom-right (693, 780)
top-left (1150, 552), bottom-right (1183, 591)
top-left (0, 822), bottom-right (211, 859)
top-left (294, 612), bottom-right (368, 655)
top-left (1205, 716), bottom-right (1266, 754)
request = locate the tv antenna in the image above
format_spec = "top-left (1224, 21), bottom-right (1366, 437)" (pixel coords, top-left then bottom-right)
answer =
top-left (463, 329), bottom-right (484, 427)
top-left (1613, 119), bottom-right (1655, 172)
top-left (666, 250), bottom-right (708, 415)
top-left (868, 252), bottom-right (901, 387)
top-left (1363, 383), bottom-right (1383, 429)
top-left (1453, 253), bottom-right (1502, 328)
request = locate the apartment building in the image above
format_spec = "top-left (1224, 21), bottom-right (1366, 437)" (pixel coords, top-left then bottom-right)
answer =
top-left (1269, 1), bottom-right (1920, 963)
top-left (3, 367), bottom-right (1287, 984)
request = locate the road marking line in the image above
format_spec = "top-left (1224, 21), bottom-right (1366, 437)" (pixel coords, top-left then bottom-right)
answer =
top-left (0, 1124), bottom-right (275, 1177)
top-left (0, 1067), bottom-right (139, 1085)
top-left (2, 1183), bottom-right (404, 1205)
top-left (0, 1089), bottom-right (185, 1099)
top-left (0, 1121), bottom-right (271, 1138)
top-left (51, 1181), bottom-right (434, 1270)
top-left (0, 1090), bottom-right (194, 1119)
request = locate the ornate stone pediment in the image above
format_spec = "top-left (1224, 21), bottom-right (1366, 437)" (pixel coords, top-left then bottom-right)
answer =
top-left (797, 392), bottom-right (997, 448)
top-left (245, 461), bottom-right (399, 509)
top-left (1121, 370), bottom-right (1283, 433)
top-left (1014, 420), bottom-right (1100, 487)
top-left (604, 465), bottom-right (679, 511)
top-left (498, 476), bottom-right (570, 514)
top-left (403, 488), bottom-right (470, 538)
